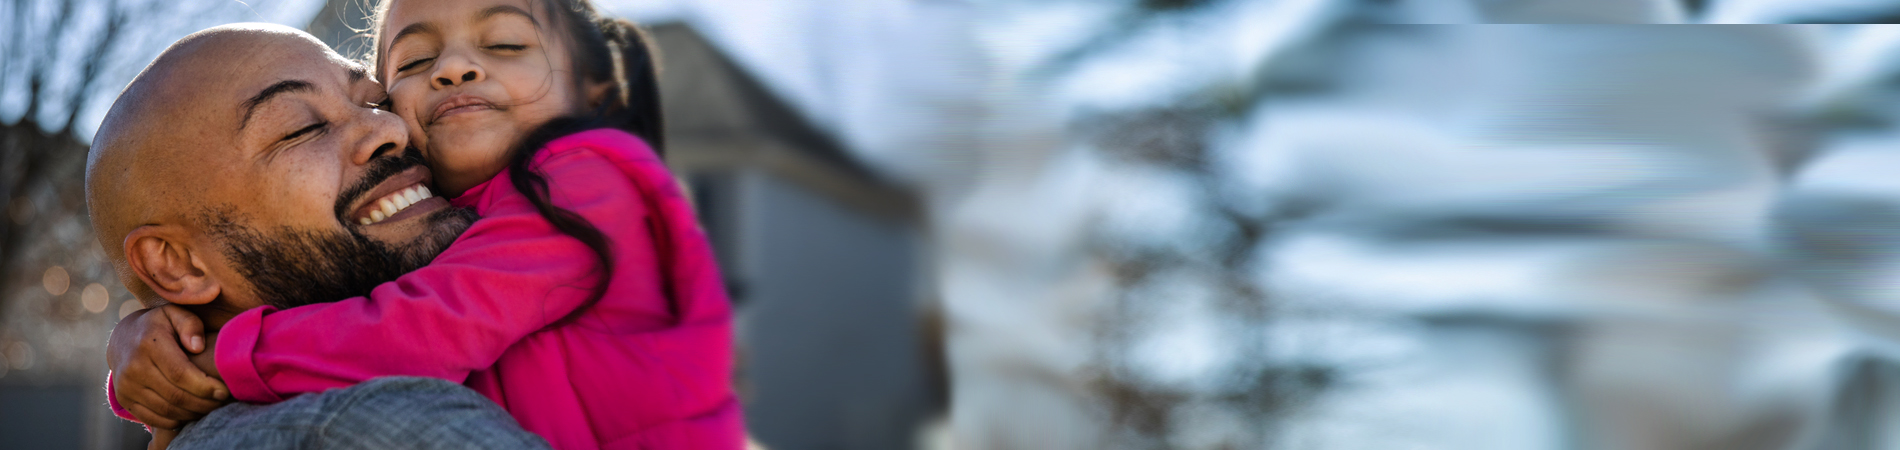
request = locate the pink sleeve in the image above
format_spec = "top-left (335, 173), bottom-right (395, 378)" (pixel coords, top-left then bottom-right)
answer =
top-left (216, 139), bottom-right (659, 403)
top-left (105, 373), bottom-right (139, 423)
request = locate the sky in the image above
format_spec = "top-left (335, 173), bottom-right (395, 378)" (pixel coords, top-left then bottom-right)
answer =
top-left (0, 0), bottom-right (326, 140)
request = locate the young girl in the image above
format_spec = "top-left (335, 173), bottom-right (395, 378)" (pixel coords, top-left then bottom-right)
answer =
top-left (107, 0), bottom-right (743, 448)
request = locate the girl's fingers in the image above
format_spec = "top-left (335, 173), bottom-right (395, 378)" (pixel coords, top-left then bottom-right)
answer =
top-left (125, 402), bottom-right (182, 430)
top-left (134, 386), bottom-right (199, 423)
top-left (111, 371), bottom-right (137, 406)
top-left (158, 305), bottom-right (205, 354)
top-left (156, 382), bottom-right (225, 414)
top-left (138, 362), bottom-right (225, 413)
top-left (144, 335), bottom-right (226, 401)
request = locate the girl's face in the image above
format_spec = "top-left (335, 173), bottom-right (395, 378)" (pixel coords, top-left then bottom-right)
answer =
top-left (379, 0), bottom-right (584, 197)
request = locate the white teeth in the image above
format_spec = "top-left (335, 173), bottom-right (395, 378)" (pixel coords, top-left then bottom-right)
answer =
top-left (362, 185), bottom-right (435, 225)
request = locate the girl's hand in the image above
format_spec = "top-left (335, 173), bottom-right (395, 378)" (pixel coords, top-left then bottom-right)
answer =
top-left (106, 305), bottom-right (230, 430)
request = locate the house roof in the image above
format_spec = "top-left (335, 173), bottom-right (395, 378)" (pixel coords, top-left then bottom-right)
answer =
top-left (650, 22), bottom-right (916, 221)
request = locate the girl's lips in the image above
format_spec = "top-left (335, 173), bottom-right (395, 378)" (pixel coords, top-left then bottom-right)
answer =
top-left (433, 104), bottom-right (493, 122)
top-left (428, 95), bottom-right (497, 124)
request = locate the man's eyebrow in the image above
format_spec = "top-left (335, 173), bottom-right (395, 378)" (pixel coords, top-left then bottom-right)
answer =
top-left (239, 80), bottom-right (315, 131)
top-left (477, 5), bottom-right (539, 26)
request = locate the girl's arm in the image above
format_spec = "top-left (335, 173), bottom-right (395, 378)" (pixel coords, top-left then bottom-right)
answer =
top-left (216, 134), bottom-right (670, 403)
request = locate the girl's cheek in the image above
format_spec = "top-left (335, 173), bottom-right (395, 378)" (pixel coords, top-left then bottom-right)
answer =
top-left (498, 60), bottom-right (582, 117)
top-left (392, 101), bottom-right (430, 154)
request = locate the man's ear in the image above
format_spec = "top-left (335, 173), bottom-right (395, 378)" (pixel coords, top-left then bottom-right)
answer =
top-left (123, 225), bottom-right (220, 306)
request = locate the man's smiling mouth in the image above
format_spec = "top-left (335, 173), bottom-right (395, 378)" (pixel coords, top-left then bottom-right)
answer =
top-left (357, 184), bottom-right (436, 225)
top-left (342, 161), bottom-right (447, 227)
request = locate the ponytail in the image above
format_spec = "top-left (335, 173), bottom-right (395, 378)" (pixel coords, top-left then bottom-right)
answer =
top-left (590, 18), bottom-right (666, 158)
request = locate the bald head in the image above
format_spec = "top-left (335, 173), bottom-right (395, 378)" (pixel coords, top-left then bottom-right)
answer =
top-left (87, 23), bottom-right (466, 314)
top-left (89, 23), bottom-right (349, 301)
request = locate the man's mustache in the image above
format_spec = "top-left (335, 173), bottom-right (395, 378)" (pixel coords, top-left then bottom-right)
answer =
top-left (334, 148), bottom-right (427, 226)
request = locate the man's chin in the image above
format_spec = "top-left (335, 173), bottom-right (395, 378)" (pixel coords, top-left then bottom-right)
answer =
top-left (208, 204), bottom-right (477, 310)
top-left (383, 205), bottom-right (478, 266)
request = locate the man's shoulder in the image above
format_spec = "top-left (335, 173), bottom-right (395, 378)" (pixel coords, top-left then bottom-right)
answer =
top-left (169, 377), bottom-right (551, 450)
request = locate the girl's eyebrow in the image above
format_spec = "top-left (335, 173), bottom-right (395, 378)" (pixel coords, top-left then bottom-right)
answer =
top-left (388, 21), bottom-right (437, 51)
top-left (386, 5), bottom-right (537, 53)
top-left (476, 5), bottom-right (538, 27)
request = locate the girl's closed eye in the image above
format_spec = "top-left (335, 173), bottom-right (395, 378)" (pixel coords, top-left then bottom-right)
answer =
top-left (396, 57), bottom-right (434, 73)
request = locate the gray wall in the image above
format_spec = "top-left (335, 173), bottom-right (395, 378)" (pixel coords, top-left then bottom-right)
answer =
top-left (727, 170), bottom-right (931, 450)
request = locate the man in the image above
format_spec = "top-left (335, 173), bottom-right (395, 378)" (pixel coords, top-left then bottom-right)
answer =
top-left (88, 23), bottom-right (546, 449)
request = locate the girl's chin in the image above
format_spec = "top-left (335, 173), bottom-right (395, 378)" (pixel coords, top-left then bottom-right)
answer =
top-left (426, 126), bottom-right (517, 154)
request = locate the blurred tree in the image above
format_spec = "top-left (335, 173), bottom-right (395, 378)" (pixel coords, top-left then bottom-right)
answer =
top-left (0, 2), bottom-right (309, 447)
top-left (0, 0), bottom-right (301, 379)
top-left (0, 0), bottom-right (165, 363)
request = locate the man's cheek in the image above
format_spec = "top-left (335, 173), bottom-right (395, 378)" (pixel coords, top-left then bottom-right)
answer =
top-left (272, 152), bottom-right (349, 214)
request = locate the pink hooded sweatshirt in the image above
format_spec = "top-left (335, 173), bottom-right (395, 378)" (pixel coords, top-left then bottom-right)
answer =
top-left (111, 129), bottom-right (744, 449)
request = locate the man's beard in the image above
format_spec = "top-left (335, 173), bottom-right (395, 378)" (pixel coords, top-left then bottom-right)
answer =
top-left (201, 151), bottom-right (478, 309)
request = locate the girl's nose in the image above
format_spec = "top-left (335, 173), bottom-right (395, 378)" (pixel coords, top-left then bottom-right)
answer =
top-left (430, 54), bottom-right (485, 89)
top-left (436, 70), bottom-right (478, 88)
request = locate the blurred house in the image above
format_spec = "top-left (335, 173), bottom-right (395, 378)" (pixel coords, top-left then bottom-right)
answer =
top-left (647, 22), bottom-right (941, 450)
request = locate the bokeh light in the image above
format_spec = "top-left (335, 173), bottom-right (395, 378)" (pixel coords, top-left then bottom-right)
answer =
top-left (118, 300), bottom-right (141, 320)
top-left (6, 342), bottom-right (34, 371)
top-left (81, 283), bottom-right (109, 313)
top-left (41, 266), bottom-right (68, 296)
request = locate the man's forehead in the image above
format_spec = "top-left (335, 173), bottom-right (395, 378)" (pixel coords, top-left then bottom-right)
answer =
top-left (222, 45), bottom-right (362, 101)
top-left (215, 42), bottom-right (368, 134)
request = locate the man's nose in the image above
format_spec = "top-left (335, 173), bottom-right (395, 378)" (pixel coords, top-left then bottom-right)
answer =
top-left (431, 54), bottom-right (484, 89)
top-left (350, 108), bottom-right (410, 167)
